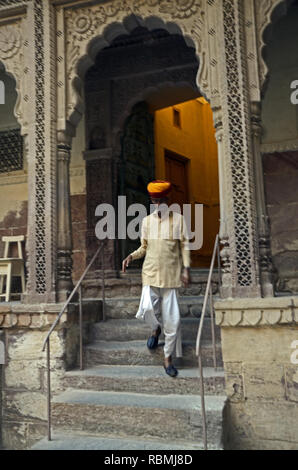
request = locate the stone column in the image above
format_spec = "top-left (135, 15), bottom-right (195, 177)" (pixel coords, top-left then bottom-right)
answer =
top-left (212, 103), bottom-right (233, 294)
top-left (23, 0), bottom-right (57, 304)
top-left (57, 130), bottom-right (74, 301)
top-left (251, 101), bottom-right (275, 297)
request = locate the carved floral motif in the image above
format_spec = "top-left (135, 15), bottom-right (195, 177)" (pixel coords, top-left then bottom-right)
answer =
top-left (159, 0), bottom-right (201, 19)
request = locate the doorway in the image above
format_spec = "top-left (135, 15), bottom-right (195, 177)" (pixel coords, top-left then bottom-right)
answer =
top-left (165, 149), bottom-right (189, 209)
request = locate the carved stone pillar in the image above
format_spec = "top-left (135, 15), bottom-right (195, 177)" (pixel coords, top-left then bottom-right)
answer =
top-left (217, 0), bottom-right (261, 298)
top-left (23, 0), bottom-right (57, 304)
top-left (57, 130), bottom-right (73, 301)
top-left (251, 101), bottom-right (275, 297)
top-left (212, 104), bottom-right (232, 295)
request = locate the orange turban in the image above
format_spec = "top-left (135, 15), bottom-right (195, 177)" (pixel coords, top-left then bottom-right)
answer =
top-left (147, 180), bottom-right (172, 198)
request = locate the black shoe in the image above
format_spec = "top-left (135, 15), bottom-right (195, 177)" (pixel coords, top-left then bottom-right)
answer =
top-left (164, 364), bottom-right (178, 378)
top-left (147, 326), bottom-right (161, 350)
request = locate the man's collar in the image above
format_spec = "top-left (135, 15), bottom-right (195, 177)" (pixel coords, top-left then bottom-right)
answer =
top-left (152, 208), bottom-right (173, 219)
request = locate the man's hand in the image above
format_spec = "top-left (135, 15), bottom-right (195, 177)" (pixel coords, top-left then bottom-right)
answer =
top-left (122, 255), bottom-right (132, 273)
top-left (181, 268), bottom-right (191, 288)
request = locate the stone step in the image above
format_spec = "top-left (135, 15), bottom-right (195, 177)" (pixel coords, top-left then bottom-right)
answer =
top-left (31, 431), bottom-right (221, 451)
top-left (51, 389), bottom-right (226, 446)
top-left (83, 340), bottom-right (223, 368)
top-left (63, 365), bottom-right (225, 396)
top-left (103, 296), bottom-right (217, 319)
top-left (82, 269), bottom-right (220, 299)
top-left (90, 318), bottom-right (221, 343)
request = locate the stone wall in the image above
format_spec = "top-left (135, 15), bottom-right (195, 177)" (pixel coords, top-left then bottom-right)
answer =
top-left (216, 297), bottom-right (298, 450)
top-left (71, 194), bottom-right (87, 282)
top-left (261, 2), bottom-right (298, 148)
top-left (261, 2), bottom-right (298, 295)
top-left (263, 151), bottom-right (298, 294)
top-left (0, 305), bottom-right (79, 449)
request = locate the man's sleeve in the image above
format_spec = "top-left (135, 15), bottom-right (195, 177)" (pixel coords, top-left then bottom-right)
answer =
top-left (180, 215), bottom-right (191, 268)
top-left (130, 217), bottom-right (148, 261)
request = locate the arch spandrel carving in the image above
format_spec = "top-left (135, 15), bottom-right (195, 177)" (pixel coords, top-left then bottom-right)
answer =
top-left (0, 20), bottom-right (27, 132)
top-left (60, 0), bottom-right (219, 129)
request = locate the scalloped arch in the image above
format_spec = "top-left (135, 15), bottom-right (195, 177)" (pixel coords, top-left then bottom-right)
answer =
top-left (0, 59), bottom-right (23, 131)
top-left (67, 13), bottom-right (203, 129)
top-left (259, 0), bottom-right (296, 95)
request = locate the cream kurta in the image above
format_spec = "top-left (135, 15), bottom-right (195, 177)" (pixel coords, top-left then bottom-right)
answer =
top-left (130, 210), bottom-right (190, 288)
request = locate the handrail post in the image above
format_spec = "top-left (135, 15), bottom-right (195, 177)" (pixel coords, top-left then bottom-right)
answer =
top-left (102, 245), bottom-right (105, 322)
top-left (46, 338), bottom-right (51, 441)
top-left (195, 235), bottom-right (220, 452)
top-left (42, 242), bottom-right (105, 441)
top-left (79, 284), bottom-right (83, 371)
top-left (198, 351), bottom-right (208, 450)
top-left (209, 284), bottom-right (217, 371)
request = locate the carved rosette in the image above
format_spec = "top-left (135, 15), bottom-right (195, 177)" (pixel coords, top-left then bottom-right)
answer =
top-left (63, 0), bottom-right (210, 126)
top-left (0, 25), bottom-right (21, 59)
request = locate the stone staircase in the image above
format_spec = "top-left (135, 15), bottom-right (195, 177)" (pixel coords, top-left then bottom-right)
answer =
top-left (32, 272), bottom-right (227, 451)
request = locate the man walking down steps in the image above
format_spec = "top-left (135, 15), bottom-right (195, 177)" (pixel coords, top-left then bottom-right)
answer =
top-left (122, 180), bottom-right (191, 378)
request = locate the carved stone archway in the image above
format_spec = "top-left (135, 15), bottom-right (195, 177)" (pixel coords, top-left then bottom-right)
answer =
top-left (62, 7), bottom-right (213, 130)
top-left (54, 0), bottom-right (275, 299)
top-left (54, 2), bottom-right (221, 295)
top-left (82, 22), bottom-right (202, 275)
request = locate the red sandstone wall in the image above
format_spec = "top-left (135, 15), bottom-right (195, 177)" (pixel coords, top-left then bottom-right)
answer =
top-left (263, 151), bottom-right (298, 293)
top-left (71, 194), bottom-right (87, 282)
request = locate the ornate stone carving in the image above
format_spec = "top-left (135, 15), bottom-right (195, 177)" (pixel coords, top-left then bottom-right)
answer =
top-left (158, 0), bottom-right (201, 19)
top-left (215, 297), bottom-right (297, 327)
top-left (0, 26), bottom-right (21, 59)
top-left (62, 0), bottom-right (211, 127)
top-left (33, 0), bottom-right (47, 295)
top-left (0, 303), bottom-right (75, 330)
top-left (0, 20), bottom-right (26, 128)
top-left (0, 0), bottom-right (27, 8)
top-left (56, 132), bottom-right (74, 299)
top-left (250, 101), bottom-right (275, 297)
top-left (219, 0), bottom-right (260, 296)
top-left (133, 0), bottom-right (201, 18)
top-left (261, 140), bottom-right (298, 154)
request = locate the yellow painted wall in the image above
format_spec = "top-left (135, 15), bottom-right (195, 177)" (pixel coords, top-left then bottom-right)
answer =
top-left (154, 98), bottom-right (219, 267)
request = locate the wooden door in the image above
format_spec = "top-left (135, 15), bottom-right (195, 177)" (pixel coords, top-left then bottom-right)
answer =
top-left (165, 150), bottom-right (189, 209)
top-left (120, 102), bottom-right (155, 263)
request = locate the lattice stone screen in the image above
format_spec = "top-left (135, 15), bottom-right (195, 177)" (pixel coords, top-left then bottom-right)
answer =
top-left (0, 128), bottom-right (23, 173)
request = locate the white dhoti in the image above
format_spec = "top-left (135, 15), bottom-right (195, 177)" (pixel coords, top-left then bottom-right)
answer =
top-left (136, 285), bottom-right (182, 359)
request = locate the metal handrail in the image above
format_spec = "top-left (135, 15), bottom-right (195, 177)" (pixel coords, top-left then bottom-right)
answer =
top-left (195, 234), bottom-right (221, 450)
top-left (42, 242), bottom-right (106, 441)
